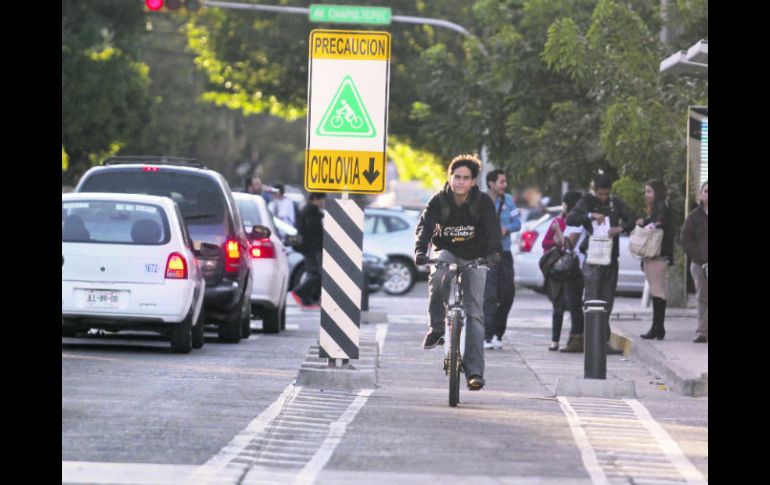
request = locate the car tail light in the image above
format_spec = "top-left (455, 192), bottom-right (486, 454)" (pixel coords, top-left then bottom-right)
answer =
top-left (225, 239), bottom-right (241, 272)
top-left (250, 238), bottom-right (276, 259)
top-left (166, 253), bottom-right (188, 279)
top-left (519, 230), bottom-right (538, 252)
top-left (143, 166), bottom-right (160, 172)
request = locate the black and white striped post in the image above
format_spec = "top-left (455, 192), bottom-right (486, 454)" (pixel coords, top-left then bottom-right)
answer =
top-left (320, 196), bottom-right (364, 365)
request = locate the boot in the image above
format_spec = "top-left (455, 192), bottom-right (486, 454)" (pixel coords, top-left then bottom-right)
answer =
top-left (641, 297), bottom-right (666, 340)
top-left (560, 334), bottom-right (584, 353)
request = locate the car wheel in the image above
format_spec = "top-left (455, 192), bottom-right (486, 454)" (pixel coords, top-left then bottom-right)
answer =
top-left (240, 296), bottom-right (252, 339)
top-left (171, 312), bottom-right (193, 354)
top-left (192, 309), bottom-right (204, 349)
top-left (218, 297), bottom-right (243, 343)
top-left (280, 299), bottom-right (287, 330)
top-left (383, 257), bottom-right (416, 295)
top-left (62, 327), bottom-right (78, 337)
top-left (263, 304), bottom-right (281, 334)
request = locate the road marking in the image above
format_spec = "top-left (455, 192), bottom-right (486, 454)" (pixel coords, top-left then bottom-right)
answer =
top-left (62, 462), bottom-right (198, 484)
top-left (187, 382), bottom-right (300, 483)
top-left (559, 397), bottom-right (707, 484)
top-left (293, 389), bottom-right (374, 485)
top-left (558, 397), bottom-right (610, 485)
top-left (375, 323), bottom-right (388, 354)
top-left (625, 399), bottom-right (708, 483)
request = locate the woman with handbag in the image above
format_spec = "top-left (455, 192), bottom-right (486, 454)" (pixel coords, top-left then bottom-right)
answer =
top-left (637, 180), bottom-right (674, 340)
top-left (542, 191), bottom-right (584, 351)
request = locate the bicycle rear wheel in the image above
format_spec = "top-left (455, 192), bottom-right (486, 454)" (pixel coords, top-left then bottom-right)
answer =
top-left (448, 309), bottom-right (462, 407)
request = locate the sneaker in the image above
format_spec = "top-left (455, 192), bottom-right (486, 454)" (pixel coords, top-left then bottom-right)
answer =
top-left (493, 336), bottom-right (503, 350)
top-left (693, 335), bottom-right (708, 343)
top-left (484, 339), bottom-right (494, 350)
top-left (305, 303), bottom-right (321, 311)
top-left (560, 334), bottom-right (584, 353)
top-left (548, 341), bottom-right (559, 351)
top-left (422, 330), bottom-right (445, 349)
top-left (467, 375), bottom-right (485, 390)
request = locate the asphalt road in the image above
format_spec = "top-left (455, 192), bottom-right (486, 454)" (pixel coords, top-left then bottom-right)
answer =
top-left (62, 285), bottom-right (708, 484)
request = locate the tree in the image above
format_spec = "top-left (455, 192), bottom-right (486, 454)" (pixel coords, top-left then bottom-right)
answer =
top-left (62, 0), bottom-right (153, 185)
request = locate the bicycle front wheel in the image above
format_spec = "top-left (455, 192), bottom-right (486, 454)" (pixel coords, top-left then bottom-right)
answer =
top-left (448, 309), bottom-right (462, 407)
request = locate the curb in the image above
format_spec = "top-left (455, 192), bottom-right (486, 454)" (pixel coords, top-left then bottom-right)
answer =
top-left (610, 325), bottom-right (707, 397)
top-left (296, 338), bottom-right (380, 390)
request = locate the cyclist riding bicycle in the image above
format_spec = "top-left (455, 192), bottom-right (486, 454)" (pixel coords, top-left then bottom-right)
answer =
top-left (415, 154), bottom-right (502, 391)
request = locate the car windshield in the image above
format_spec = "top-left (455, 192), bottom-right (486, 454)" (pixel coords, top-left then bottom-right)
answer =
top-left (79, 171), bottom-right (227, 244)
top-left (62, 200), bottom-right (171, 245)
top-left (235, 198), bottom-right (263, 228)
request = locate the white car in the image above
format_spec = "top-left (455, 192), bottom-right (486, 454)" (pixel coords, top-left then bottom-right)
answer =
top-left (363, 207), bottom-right (428, 295)
top-left (513, 213), bottom-right (645, 295)
top-left (62, 193), bottom-right (208, 353)
top-left (233, 193), bottom-right (289, 333)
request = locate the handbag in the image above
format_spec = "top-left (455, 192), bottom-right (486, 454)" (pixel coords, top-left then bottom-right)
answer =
top-left (539, 247), bottom-right (561, 277)
top-left (551, 242), bottom-right (580, 277)
top-left (628, 225), bottom-right (663, 259)
top-left (586, 235), bottom-right (613, 266)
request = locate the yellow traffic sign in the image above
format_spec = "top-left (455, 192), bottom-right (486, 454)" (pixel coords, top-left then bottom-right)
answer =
top-left (306, 30), bottom-right (391, 195)
top-left (305, 150), bottom-right (385, 193)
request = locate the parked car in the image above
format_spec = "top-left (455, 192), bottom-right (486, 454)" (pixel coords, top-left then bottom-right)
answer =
top-left (513, 213), bottom-right (645, 295)
top-left (62, 192), bottom-right (209, 353)
top-left (272, 216), bottom-right (387, 297)
top-left (233, 193), bottom-right (290, 334)
top-left (363, 207), bottom-right (427, 295)
top-left (75, 157), bottom-right (253, 343)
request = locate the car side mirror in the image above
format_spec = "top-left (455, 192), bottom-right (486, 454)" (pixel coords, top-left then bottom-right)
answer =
top-left (194, 242), bottom-right (221, 258)
top-left (251, 224), bottom-right (271, 239)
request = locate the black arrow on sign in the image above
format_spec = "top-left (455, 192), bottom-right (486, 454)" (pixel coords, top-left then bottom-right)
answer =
top-left (363, 157), bottom-right (380, 185)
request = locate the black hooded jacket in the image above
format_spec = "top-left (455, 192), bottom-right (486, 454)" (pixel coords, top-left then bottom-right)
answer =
top-left (415, 183), bottom-right (502, 260)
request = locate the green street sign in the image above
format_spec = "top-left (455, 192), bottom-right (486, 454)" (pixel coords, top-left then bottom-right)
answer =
top-left (316, 76), bottom-right (376, 138)
top-left (309, 4), bottom-right (392, 26)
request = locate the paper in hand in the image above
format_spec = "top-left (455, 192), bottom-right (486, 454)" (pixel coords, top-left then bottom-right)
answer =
top-left (592, 218), bottom-right (610, 237)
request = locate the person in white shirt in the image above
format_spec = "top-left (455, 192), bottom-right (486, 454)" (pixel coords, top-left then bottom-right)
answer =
top-left (268, 183), bottom-right (297, 227)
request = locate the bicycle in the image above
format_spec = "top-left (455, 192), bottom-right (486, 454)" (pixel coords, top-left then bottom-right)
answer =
top-left (427, 257), bottom-right (489, 407)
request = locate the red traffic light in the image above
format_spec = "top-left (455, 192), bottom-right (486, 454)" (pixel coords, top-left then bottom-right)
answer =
top-left (145, 0), bottom-right (164, 11)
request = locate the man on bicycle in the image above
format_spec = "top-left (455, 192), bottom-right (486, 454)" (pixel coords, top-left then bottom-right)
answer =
top-left (415, 154), bottom-right (502, 391)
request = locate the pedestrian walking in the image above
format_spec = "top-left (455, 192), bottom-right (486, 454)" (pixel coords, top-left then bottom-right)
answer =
top-left (542, 191), bottom-right (585, 351)
top-left (637, 180), bottom-right (674, 340)
top-left (290, 192), bottom-right (326, 310)
top-left (681, 180), bottom-right (708, 343)
top-left (415, 154), bottom-right (502, 391)
top-left (566, 174), bottom-right (637, 354)
top-left (483, 169), bottom-right (521, 350)
top-left (245, 175), bottom-right (273, 203)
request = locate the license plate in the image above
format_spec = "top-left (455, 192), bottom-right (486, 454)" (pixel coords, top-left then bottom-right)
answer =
top-left (85, 290), bottom-right (122, 308)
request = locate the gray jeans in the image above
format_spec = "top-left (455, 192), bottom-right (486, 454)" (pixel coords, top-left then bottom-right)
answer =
top-left (428, 251), bottom-right (488, 379)
top-left (690, 262), bottom-right (708, 337)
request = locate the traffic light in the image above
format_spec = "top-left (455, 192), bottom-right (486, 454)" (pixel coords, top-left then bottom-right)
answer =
top-left (145, 0), bottom-right (201, 12)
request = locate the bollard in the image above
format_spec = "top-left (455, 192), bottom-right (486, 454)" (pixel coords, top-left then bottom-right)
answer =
top-left (584, 300), bottom-right (607, 379)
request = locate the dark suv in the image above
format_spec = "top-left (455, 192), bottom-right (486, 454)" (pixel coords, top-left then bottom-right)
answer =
top-left (75, 157), bottom-right (252, 343)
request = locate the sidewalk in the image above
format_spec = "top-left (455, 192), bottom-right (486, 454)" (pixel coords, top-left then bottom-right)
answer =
top-left (609, 295), bottom-right (708, 397)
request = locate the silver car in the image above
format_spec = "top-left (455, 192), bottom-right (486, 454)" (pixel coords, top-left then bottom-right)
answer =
top-left (513, 214), bottom-right (645, 295)
top-left (363, 207), bottom-right (429, 295)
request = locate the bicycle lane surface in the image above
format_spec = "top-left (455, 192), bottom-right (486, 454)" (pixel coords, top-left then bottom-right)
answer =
top-left (312, 294), bottom-right (707, 483)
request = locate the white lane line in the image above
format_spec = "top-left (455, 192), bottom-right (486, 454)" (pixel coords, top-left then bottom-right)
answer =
top-left (625, 399), bottom-right (708, 484)
top-left (557, 397), bottom-right (610, 485)
top-left (292, 389), bottom-right (374, 485)
top-left (187, 382), bottom-right (299, 484)
top-left (62, 462), bottom-right (198, 484)
top-left (375, 323), bottom-right (389, 354)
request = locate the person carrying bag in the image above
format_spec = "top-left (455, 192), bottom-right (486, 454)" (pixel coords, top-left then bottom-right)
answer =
top-left (542, 191), bottom-right (585, 352)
